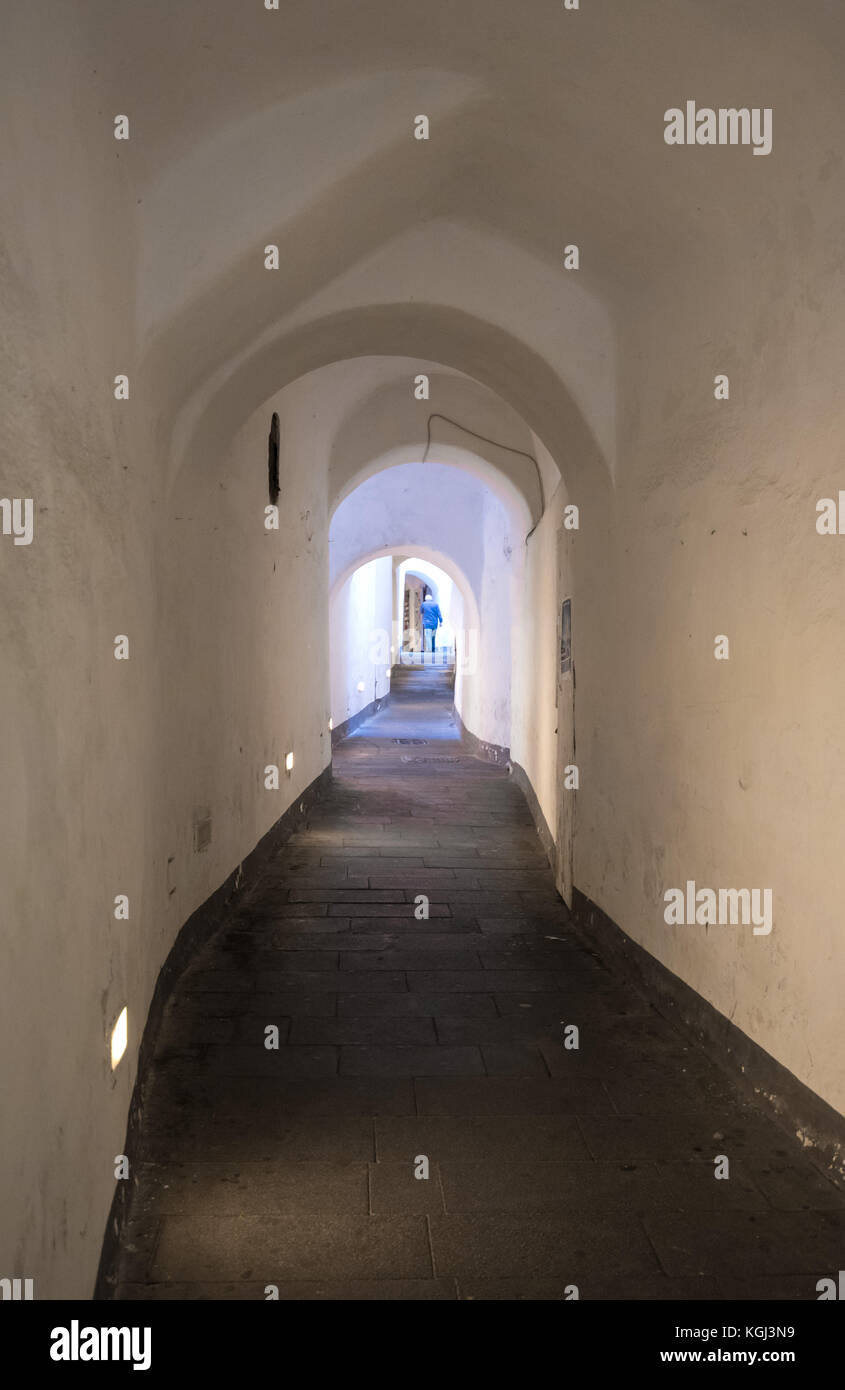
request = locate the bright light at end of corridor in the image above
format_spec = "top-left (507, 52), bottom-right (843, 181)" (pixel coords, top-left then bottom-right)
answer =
top-left (328, 718), bottom-right (333, 731)
top-left (356, 681), bottom-right (365, 692)
top-left (110, 1007), bottom-right (128, 1069)
top-left (285, 751), bottom-right (294, 772)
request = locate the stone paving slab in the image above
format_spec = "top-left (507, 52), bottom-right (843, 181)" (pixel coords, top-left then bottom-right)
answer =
top-left (116, 1279), bottom-right (457, 1300)
top-left (427, 1213), bottom-right (660, 1279)
top-left (414, 1076), bottom-right (617, 1116)
top-left (576, 1113), bottom-right (803, 1163)
top-left (340, 1045), bottom-right (485, 1077)
top-left (142, 1115), bottom-right (377, 1163)
top-left (290, 1017), bottom-right (437, 1046)
top-left (374, 1114), bottom-right (592, 1162)
top-left (212, 1078), bottom-right (415, 1118)
top-left (369, 1162), bottom-right (447, 1215)
top-left (438, 1159), bottom-right (769, 1213)
top-left (347, 915), bottom-right (480, 933)
top-left (457, 1275), bottom-right (719, 1300)
top-left (340, 950), bottom-right (483, 971)
top-left (151, 1214), bottom-right (433, 1282)
top-left (132, 1160), bottom-right (369, 1217)
top-left (337, 991), bottom-right (498, 1018)
top-left (643, 1209), bottom-right (845, 1277)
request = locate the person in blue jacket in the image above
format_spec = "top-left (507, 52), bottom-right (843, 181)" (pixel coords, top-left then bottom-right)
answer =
top-left (420, 591), bottom-right (442, 653)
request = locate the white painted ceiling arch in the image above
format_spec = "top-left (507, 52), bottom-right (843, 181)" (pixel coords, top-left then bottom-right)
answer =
top-left (325, 364), bottom-right (549, 528)
top-left (101, 0), bottom-right (829, 360)
top-left (330, 441), bottom-right (534, 539)
top-left (136, 73), bottom-right (487, 346)
top-left (167, 298), bottom-right (610, 514)
top-left (159, 219), bottom-right (614, 482)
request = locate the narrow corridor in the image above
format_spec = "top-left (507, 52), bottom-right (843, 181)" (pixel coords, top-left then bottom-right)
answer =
top-left (114, 669), bottom-right (845, 1300)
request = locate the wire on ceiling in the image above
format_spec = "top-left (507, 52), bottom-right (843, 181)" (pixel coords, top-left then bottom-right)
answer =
top-left (421, 412), bottom-right (545, 543)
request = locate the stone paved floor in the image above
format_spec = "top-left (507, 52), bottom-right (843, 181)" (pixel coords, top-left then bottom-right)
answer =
top-left (115, 666), bottom-right (845, 1299)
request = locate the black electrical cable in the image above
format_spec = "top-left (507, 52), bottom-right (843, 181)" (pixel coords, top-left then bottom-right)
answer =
top-left (422, 412), bottom-right (545, 542)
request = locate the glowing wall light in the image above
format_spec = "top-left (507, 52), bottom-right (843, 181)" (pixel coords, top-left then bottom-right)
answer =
top-left (328, 718), bottom-right (333, 732)
top-left (356, 681), bottom-right (365, 693)
top-left (285, 751), bottom-right (294, 773)
top-left (110, 1007), bottom-right (128, 1070)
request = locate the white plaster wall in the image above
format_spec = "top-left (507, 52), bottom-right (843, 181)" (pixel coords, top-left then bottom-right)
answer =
top-left (330, 557), bottom-right (394, 729)
top-left (0, 7), bottom-right (159, 1300)
top-left (511, 480), bottom-right (571, 834)
top-left (0, 199), bottom-right (334, 1301)
top-left (507, 199), bottom-right (845, 1120)
top-left (158, 390), bottom-right (331, 933)
top-left (476, 490), bottom-right (515, 751)
top-left (573, 209), bottom-right (845, 1118)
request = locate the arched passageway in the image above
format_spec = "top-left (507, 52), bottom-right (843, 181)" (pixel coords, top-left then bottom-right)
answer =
top-left (2, 0), bottom-right (845, 1311)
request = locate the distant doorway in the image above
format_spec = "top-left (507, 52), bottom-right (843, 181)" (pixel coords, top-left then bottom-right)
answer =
top-left (398, 561), bottom-right (455, 668)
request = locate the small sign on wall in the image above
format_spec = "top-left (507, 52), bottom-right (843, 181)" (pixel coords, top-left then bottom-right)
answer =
top-left (560, 598), bottom-right (572, 676)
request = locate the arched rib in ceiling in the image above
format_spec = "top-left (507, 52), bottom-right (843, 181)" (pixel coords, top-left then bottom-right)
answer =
top-left (136, 73), bottom-right (486, 346)
top-left (326, 368), bottom-right (547, 526)
top-left (98, 0), bottom-right (839, 313)
top-left (168, 303), bottom-right (611, 515)
top-left (150, 211), bottom-right (615, 503)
